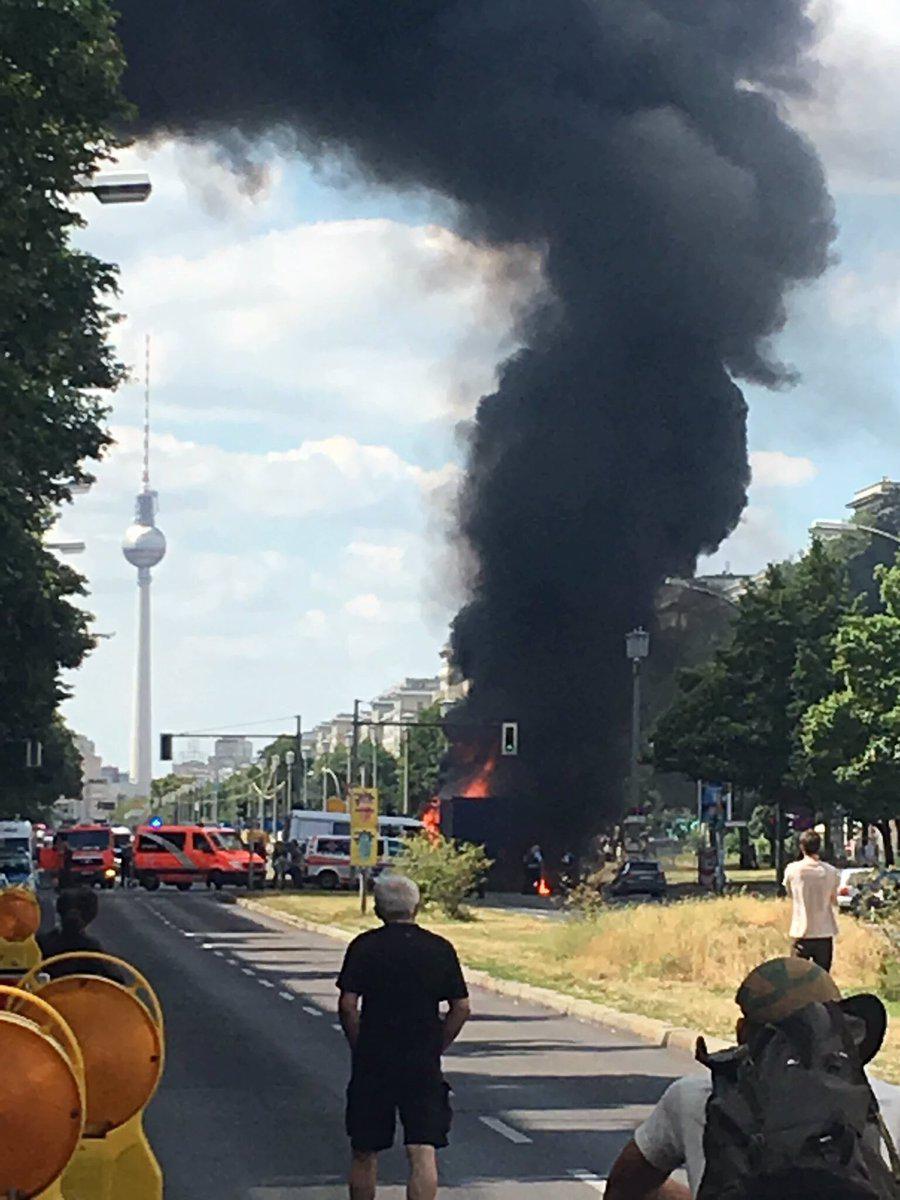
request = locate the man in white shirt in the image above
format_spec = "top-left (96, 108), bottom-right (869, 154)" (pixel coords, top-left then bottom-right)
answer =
top-left (605, 957), bottom-right (899, 1200)
top-left (783, 829), bottom-right (840, 971)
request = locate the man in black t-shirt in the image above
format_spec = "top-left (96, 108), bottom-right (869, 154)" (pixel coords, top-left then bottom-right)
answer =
top-left (337, 873), bottom-right (471, 1200)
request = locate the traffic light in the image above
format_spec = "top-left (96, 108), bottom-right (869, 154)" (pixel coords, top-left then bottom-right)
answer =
top-left (159, 734), bottom-right (173, 761)
top-left (501, 721), bottom-right (518, 756)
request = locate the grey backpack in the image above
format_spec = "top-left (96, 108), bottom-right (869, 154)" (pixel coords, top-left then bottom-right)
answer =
top-left (696, 1001), bottom-right (900, 1200)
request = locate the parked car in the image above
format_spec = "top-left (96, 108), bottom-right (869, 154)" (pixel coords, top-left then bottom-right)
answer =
top-left (850, 867), bottom-right (900, 917)
top-left (837, 866), bottom-right (873, 911)
top-left (605, 859), bottom-right (667, 899)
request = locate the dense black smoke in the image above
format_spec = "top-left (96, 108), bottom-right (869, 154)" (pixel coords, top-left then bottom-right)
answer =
top-left (116, 1), bottom-right (834, 834)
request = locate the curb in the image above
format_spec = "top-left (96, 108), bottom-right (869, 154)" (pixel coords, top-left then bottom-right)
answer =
top-left (237, 898), bottom-right (730, 1056)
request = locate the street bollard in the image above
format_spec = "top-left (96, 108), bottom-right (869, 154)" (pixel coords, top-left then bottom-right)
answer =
top-left (0, 885), bottom-right (42, 978)
top-left (0, 984), bottom-right (85, 1199)
top-left (18, 952), bottom-right (165, 1200)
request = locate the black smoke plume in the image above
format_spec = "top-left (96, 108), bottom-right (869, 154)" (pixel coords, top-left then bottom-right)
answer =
top-left (115, 1), bottom-right (834, 835)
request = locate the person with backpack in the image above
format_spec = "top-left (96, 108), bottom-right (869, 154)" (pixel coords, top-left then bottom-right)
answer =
top-left (605, 957), bottom-right (900, 1199)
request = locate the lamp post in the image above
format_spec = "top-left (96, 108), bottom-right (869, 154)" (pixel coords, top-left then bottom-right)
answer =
top-left (810, 519), bottom-right (900, 546)
top-left (77, 172), bottom-right (153, 204)
top-left (285, 750), bottom-right (295, 837)
top-left (268, 754), bottom-right (280, 840)
top-left (322, 767), bottom-right (342, 812)
top-left (625, 628), bottom-right (650, 812)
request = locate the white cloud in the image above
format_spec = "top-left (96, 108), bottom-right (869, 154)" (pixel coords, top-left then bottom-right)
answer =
top-left (105, 210), bottom-right (539, 431)
top-left (749, 450), bottom-right (818, 488)
top-left (792, 0), bottom-right (900, 193)
top-left (699, 504), bottom-right (796, 575)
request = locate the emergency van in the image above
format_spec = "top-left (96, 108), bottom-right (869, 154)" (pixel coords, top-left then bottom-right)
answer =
top-left (39, 824), bottom-right (117, 887)
top-left (0, 821), bottom-right (36, 890)
top-left (133, 824), bottom-right (264, 890)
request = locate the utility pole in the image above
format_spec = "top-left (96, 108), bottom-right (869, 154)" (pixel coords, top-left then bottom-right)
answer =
top-left (350, 699), bottom-right (360, 797)
top-left (294, 714), bottom-right (302, 807)
top-left (403, 726), bottom-right (410, 815)
top-left (625, 628), bottom-right (650, 812)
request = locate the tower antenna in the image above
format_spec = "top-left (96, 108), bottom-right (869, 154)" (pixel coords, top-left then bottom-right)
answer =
top-left (142, 333), bottom-right (151, 491)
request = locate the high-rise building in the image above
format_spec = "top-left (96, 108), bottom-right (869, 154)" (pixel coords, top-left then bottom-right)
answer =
top-left (122, 338), bottom-right (166, 798)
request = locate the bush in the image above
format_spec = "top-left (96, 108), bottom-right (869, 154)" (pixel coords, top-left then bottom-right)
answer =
top-left (564, 865), bottom-right (617, 918)
top-left (394, 834), bottom-right (491, 919)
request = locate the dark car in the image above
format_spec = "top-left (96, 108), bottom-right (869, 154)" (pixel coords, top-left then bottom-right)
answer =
top-left (605, 859), bottom-right (667, 899)
top-left (851, 867), bottom-right (900, 918)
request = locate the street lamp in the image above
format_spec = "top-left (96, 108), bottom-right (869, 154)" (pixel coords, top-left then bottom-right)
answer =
top-left (625, 628), bottom-right (650, 812)
top-left (77, 172), bottom-right (152, 205)
top-left (268, 754), bottom-right (280, 839)
top-left (44, 539), bottom-right (86, 555)
top-left (322, 767), bottom-right (342, 812)
top-left (285, 750), bottom-right (295, 822)
top-left (810, 519), bottom-right (900, 546)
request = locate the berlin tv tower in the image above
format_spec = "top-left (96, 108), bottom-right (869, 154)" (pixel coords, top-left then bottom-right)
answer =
top-left (122, 336), bottom-right (166, 797)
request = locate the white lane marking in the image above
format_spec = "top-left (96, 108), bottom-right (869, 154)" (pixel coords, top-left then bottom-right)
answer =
top-left (302, 1005), bottom-right (323, 1017)
top-left (332, 1023), bottom-right (342, 1031)
top-left (258, 979), bottom-right (275, 989)
top-left (478, 1116), bottom-right (532, 1145)
top-left (241, 968), bottom-right (255, 976)
top-left (568, 1170), bottom-right (606, 1194)
top-left (212, 950), bottom-right (224, 957)
top-left (278, 991), bottom-right (295, 1002)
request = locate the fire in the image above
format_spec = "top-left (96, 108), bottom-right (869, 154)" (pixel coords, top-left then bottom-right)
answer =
top-left (537, 876), bottom-right (552, 898)
top-left (459, 749), bottom-right (497, 800)
top-left (421, 799), bottom-right (441, 842)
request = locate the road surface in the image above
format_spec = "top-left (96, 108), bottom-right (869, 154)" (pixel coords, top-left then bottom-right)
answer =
top-left (45, 888), bottom-right (699, 1199)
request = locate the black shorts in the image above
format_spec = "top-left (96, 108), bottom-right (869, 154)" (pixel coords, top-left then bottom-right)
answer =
top-left (346, 1061), bottom-right (452, 1153)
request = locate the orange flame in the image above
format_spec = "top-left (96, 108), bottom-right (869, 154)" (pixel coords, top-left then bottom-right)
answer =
top-left (421, 799), bottom-right (441, 842)
top-left (537, 876), bottom-right (552, 897)
top-left (459, 749), bottom-right (497, 800)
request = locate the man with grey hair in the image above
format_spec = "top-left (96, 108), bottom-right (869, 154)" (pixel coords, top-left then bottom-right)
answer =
top-left (337, 873), bottom-right (471, 1200)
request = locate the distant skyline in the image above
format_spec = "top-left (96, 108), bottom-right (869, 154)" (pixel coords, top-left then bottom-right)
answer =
top-left (59, 0), bottom-right (900, 770)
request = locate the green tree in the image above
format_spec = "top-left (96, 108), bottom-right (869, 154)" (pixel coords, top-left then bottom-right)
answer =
top-left (405, 704), bottom-right (448, 813)
top-left (0, 0), bottom-right (127, 776)
top-left (800, 560), bottom-right (900, 862)
top-left (0, 717), bottom-right (83, 820)
top-left (653, 543), bottom-right (853, 871)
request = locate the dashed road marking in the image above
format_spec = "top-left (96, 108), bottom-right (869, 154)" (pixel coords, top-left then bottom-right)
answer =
top-left (212, 950), bottom-right (225, 957)
top-left (332, 1023), bottom-right (342, 1031)
top-left (301, 1005), bottom-right (322, 1017)
top-left (258, 979), bottom-right (275, 989)
top-left (478, 1117), bottom-right (532, 1144)
top-left (278, 991), bottom-right (295, 1002)
top-left (568, 1170), bottom-right (606, 1194)
top-left (241, 967), bottom-right (255, 976)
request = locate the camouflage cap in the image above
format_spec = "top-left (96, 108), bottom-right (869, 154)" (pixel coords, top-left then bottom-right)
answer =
top-left (735, 957), bottom-right (841, 1025)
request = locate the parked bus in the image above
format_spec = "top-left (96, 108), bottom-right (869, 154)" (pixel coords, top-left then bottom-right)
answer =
top-left (287, 808), bottom-right (422, 847)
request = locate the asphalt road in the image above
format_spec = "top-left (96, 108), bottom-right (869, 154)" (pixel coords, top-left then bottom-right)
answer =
top-left (42, 888), bottom-right (699, 1199)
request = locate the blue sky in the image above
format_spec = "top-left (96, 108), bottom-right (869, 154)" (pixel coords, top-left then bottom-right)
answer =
top-left (59, 0), bottom-right (900, 772)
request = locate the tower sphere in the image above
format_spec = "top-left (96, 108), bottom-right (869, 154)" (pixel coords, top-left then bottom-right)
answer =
top-left (122, 523), bottom-right (166, 569)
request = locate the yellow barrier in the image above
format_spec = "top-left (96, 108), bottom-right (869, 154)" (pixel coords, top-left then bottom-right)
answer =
top-left (0, 984), bottom-right (85, 1199)
top-left (18, 953), bottom-right (165, 1200)
top-left (0, 885), bottom-right (41, 975)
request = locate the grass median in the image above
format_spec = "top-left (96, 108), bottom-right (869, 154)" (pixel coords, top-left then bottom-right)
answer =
top-left (255, 890), bottom-right (899, 1084)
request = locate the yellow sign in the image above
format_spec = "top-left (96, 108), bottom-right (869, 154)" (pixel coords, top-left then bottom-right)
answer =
top-left (325, 796), bottom-right (348, 813)
top-left (348, 787), bottom-right (379, 868)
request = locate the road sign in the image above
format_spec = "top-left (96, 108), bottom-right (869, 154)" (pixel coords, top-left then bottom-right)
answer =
top-left (501, 722), bottom-right (518, 756)
top-left (348, 787), bottom-right (379, 868)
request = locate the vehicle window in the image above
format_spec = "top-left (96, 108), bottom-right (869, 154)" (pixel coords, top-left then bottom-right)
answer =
top-left (65, 829), bottom-right (112, 850)
top-left (211, 830), bottom-right (243, 851)
top-left (137, 831), bottom-right (186, 851)
top-left (318, 838), bottom-right (350, 856)
top-left (332, 822), bottom-right (350, 836)
top-left (193, 834), bottom-right (214, 853)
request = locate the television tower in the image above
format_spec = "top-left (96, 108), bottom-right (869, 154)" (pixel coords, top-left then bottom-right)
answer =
top-left (122, 336), bottom-right (166, 797)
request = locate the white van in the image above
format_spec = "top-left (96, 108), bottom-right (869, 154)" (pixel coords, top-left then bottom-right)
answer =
top-left (287, 808), bottom-right (422, 847)
top-left (0, 820), bottom-right (36, 889)
top-left (303, 834), bottom-right (404, 890)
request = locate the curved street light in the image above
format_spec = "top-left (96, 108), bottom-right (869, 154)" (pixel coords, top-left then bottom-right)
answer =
top-left (810, 519), bottom-right (900, 546)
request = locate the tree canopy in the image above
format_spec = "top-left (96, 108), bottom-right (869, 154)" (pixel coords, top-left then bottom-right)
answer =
top-left (0, 0), bottom-right (128, 806)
